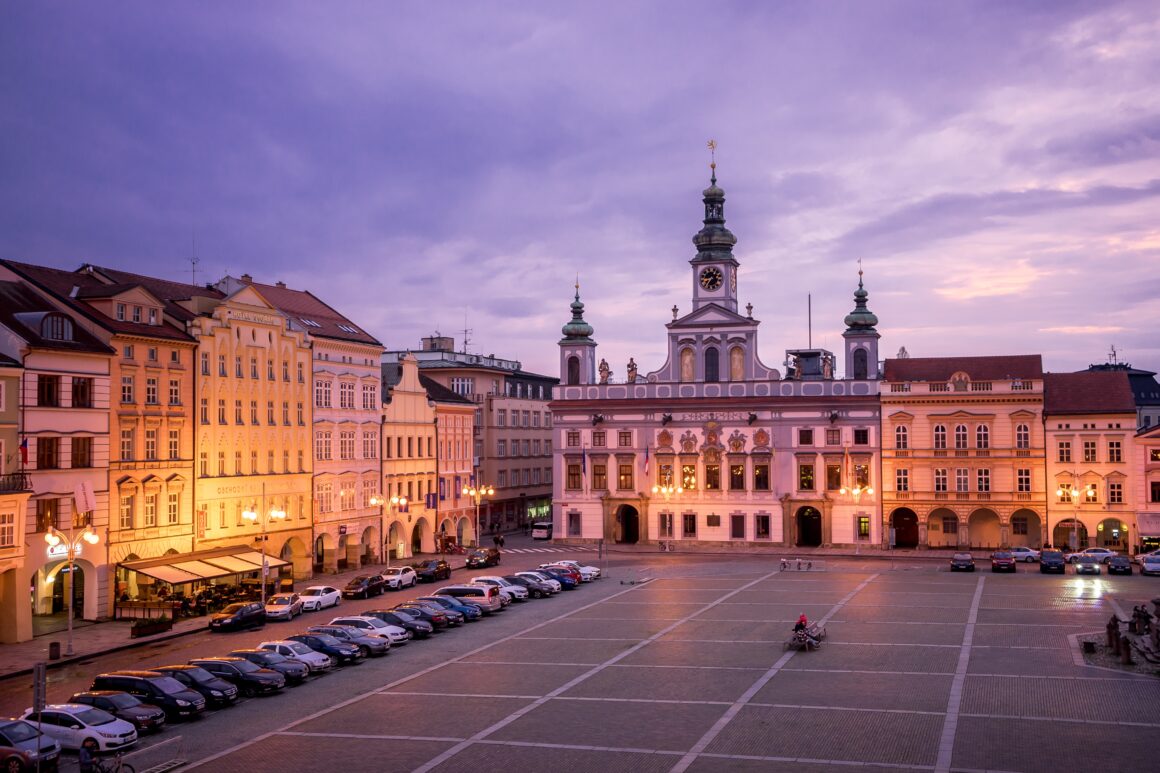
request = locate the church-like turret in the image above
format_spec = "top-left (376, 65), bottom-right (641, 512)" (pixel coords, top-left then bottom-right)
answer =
top-left (559, 282), bottom-right (597, 385)
top-left (842, 267), bottom-right (880, 380)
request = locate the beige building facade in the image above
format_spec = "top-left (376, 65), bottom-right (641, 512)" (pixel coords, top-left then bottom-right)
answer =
top-left (0, 354), bottom-right (33, 642)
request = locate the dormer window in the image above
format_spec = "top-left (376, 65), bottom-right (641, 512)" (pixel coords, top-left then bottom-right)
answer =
top-left (116, 303), bottom-right (126, 321)
top-left (41, 313), bottom-right (74, 341)
top-left (132, 306), bottom-right (142, 323)
top-left (148, 308), bottom-right (158, 325)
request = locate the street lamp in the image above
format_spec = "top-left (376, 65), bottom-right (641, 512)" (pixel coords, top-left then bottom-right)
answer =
top-left (243, 500), bottom-right (286, 607)
top-left (370, 494), bottom-right (407, 567)
top-left (44, 524), bottom-right (99, 656)
top-left (462, 484), bottom-right (495, 548)
top-left (1056, 479), bottom-right (1080, 551)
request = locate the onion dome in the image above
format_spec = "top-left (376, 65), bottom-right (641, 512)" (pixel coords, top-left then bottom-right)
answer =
top-left (691, 168), bottom-right (737, 262)
top-left (843, 269), bottom-right (879, 332)
top-left (560, 284), bottom-right (595, 342)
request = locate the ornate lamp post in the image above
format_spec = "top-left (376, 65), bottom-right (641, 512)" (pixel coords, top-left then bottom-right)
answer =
top-left (243, 496), bottom-right (286, 607)
top-left (370, 494), bottom-right (407, 567)
top-left (44, 524), bottom-right (99, 656)
top-left (462, 484), bottom-right (494, 548)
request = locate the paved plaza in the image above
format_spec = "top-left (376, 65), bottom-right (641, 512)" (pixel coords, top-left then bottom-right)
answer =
top-left (181, 560), bottom-right (1160, 773)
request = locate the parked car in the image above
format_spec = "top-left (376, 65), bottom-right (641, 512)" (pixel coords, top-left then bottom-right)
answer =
top-left (465, 548), bottom-right (501, 569)
top-left (188, 657), bottom-right (286, 696)
top-left (257, 639), bottom-right (335, 673)
top-left (89, 671), bottom-right (206, 720)
top-left (1007, 546), bottom-right (1040, 563)
top-left (416, 595), bottom-right (483, 622)
top-left (949, 553), bottom-right (976, 572)
top-left (299, 586), bottom-right (342, 611)
top-left (1075, 555), bottom-right (1102, 575)
top-left (435, 584), bottom-right (505, 613)
top-left (413, 559), bottom-right (451, 582)
top-left (548, 559), bottom-right (601, 580)
top-left (329, 615), bottom-right (412, 645)
top-left (472, 576), bottom-right (529, 601)
top-left (149, 664), bottom-right (239, 708)
top-left (539, 564), bottom-right (583, 585)
top-left (1068, 547), bottom-right (1117, 564)
top-left (0, 719), bottom-right (62, 770)
top-left (1039, 550), bottom-right (1067, 573)
top-left (264, 593), bottom-right (304, 621)
top-left (536, 566), bottom-right (580, 589)
top-left (515, 571), bottom-right (562, 593)
top-left (361, 609), bottom-right (435, 638)
top-left (20, 704), bottom-right (137, 753)
top-left (286, 633), bottom-right (364, 666)
top-left (1140, 555), bottom-right (1160, 576)
top-left (1107, 556), bottom-right (1133, 575)
top-left (380, 567), bottom-right (418, 590)
top-left (228, 648), bottom-right (310, 684)
top-left (67, 691), bottom-right (167, 733)
top-left (306, 625), bottom-right (390, 657)
top-left (990, 551), bottom-right (1017, 573)
top-left (342, 575), bottom-right (385, 600)
top-left (209, 601), bottom-right (267, 632)
top-left (393, 602), bottom-right (454, 628)
top-left (503, 574), bottom-right (555, 599)
top-left (1134, 548), bottom-right (1160, 565)
top-left (0, 742), bottom-right (36, 773)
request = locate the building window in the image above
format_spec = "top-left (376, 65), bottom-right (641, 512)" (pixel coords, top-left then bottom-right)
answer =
top-left (853, 428), bottom-right (869, 445)
top-left (1058, 441), bottom-right (1071, 463)
top-left (825, 463), bottom-right (841, 490)
top-left (658, 511), bottom-right (674, 538)
top-left (1109, 481), bottom-right (1123, 504)
top-left (618, 431), bottom-right (632, 447)
top-left (592, 463), bottom-right (607, 490)
top-left (267, 401), bottom-right (275, 425)
top-left (933, 425), bottom-right (947, 449)
top-left (234, 400), bottom-right (243, 424)
top-left (496, 410), bottom-right (507, 427)
top-left (730, 464), bottom-right (746, 491)
top-left (755, 514), bottom-right (771, 539)
top-left (943, 515), bottom-right (959, 534)
top-left (977, 469), bottom-right (991, 492)
top-left (954, 425), bottom-right (968, 450)
top-left (798, 428), bottom-right (814, 446)
top-left (297, 402), bottom-right (304, 425)
top-left (297, 362), bottom-right (304, 383)
top-left (123, 345), bottom-right (135, 360)
top-left (199, 452), bottom-right (208, 476)
top-left (567, 510), bottom-right (582, 536)
top-left (318, 483), bottom-right (332, 513)
top-left (496, 439), bottom-right (506, 457)
top-left (753, 463), bottom-right (770, 490)
top-left (119, 495), bottom-right (134, 529)
top-left (315, 431), bottom-right (332, 461)
top-left (1016, 424), bottom-right (1030, 449)
top-left (218, 451), bottom-right (225, 476)
top-left (730, 514), bottom-right (745, 539)
top-left (340, 431), bottom-right (355, 460)
top-left (498, 470), bottom-right (508, 487)
top-left (1017, 468), bottom-right (1031, 493)
top-left (1083, 440), bottom-right (1097, 463)
top-left (168, 379), bottom-right (180, 405)
top-left (657, 463), bottom-right (674, 487)
top-left (681, 464), bottom-right (697, 489)
top-left (145, 378), bottom-right (158, 405)
top-left (894, 426), bottom-right (908, 450)
top-left (1057, 483), bottom-right (1074, 503)
top-left (934, 468), bottom-right (947, 492)
top-left (71, 437), bottom-right (92, 468)
top-left (682, 512), bottom-right (696, 538)
top-left (71, 377), bottom-right (93, 408)
top-left (283, 401), bottom-right (290, 425)
top-left (36, 437), bottom-right (60, 469)
top-left (116, 303), bottom-right (126, 321)
top-left (339, 382), bottom-right (355, 409)
top-left (976, 425), bottom-right (989, 449)
top-left (857, 515), bottom-right (871, 540)
top-left (617, 464), bottom-right (633, 490)
top-left (705, 464), bottom-right (721, 490)
top-left (249, 400), bottom-right (258, 425)
top-left (120, 429), bottom-right (134, 461)
top-left (165, 429), bottom-right (179, 460)
top-left (826, 429), bottom-right (841, 446)
top-left (1085, 483), bottom-right (1097, 502)
top-left (217, 400), bottom-right (227, 424)
top-left (1152, 481), bottom-right (1160, 503)
top-left (199, 398), bottom-right (208, 424)
top-left (363, 431), bottom-right (378, 459)
top-left (120, 376), bottom-right (134, 404)
top-left (0, 512), bottom-right (14, 548)
top-left (168, 493), bottom-right (179, 524)
top-left (147, 347), bottom-right (158, 362)
top-left (315, 380), bottom-right (331, 408)
top-left (282, 361), bottom-right (289, 382)
top-left (955, 468), bottom-right (969, 493)
top-left (132, 306), bottom-right (141, 323)
top-left (567, 431), bottom-right (580, 447)
top-left (798, 462), bottom-right (815, 491)
top-left (1108, 441), bottom-right (1122, 463)
top-left (35, 499), bottom-right (60, 532)
top-left (566, 463), bottom-right (582, 490)
top-left (895, 468), bottom-right (909, 492)
top-left (217, 354), bottom-right (226, 376)
top-left (593, 431), bottom-right (607, 447)
top-left (144, 429), bottom-right (157, 460)
top-left (144, 495), bottom-right (157, 527)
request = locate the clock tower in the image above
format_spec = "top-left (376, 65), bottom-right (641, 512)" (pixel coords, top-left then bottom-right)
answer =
top-left (690, 167), bottom-right (740, 313)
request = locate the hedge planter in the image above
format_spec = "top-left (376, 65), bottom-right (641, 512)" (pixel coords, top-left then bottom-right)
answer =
top-left (130, 618), bottom-right (173, 638)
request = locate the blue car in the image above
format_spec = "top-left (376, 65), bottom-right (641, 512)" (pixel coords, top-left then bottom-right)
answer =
top-left (537, 567), bottom-right (579, 590)
top-left (417, 596), bottom-right (482, 622)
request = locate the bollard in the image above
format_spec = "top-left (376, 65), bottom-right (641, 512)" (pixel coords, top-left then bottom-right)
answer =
top-left (1106, 618), bottom-right (1119, 648)
top-left (1120, 634), bottom-right (1133, 665)
top-left (48, 641), bottom-right (60, 661)
top-left (1111, 631), bottom-right (1121, 656)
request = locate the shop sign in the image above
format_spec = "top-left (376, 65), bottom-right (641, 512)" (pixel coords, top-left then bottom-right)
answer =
top-left (46, 542), bottom-right (80, 560)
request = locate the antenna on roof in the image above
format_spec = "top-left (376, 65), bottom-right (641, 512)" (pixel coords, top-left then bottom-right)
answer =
top-left (188, 231), bottom-right (200, 286)
top-left (808, 293), bottom-right (812, 348)
top-left (1108, 344), bottom-right (1119, 365)
top-left (462, 310), bottom-right (473, 355)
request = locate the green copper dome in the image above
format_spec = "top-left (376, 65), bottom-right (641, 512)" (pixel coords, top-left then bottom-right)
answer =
top-left (560, 286), bottom-right (595, 342)
top-left (691, 170), bottom-right (737, 263)
top-left (843, 271), bottom-right (878, 331)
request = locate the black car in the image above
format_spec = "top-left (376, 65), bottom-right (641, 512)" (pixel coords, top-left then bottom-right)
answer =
top-left (228, 648), bottom-right (310, 684)
top-left (503, 574), bottom-right (555, 599)
top-left (413, 559), bottom-right (451, 582)
top-left (363, 609), bottom-right (435, 639)
top-left (89, 671), bottom-right (206, 720)
top-left (68, 690), bottom-right (167, 733)
top-left (393, 602), bottom-right (452, 629)
top-left (465, 548), bottom-right (501, 569)
top-left (209, 601), bottom-right (267, 632)
top-left (1039, 550), bottom-right (1066, 573)
top-left (1107, 555), bottom-right (1133, 575)
top-left (287, 633), bottom-right (365, 666)
top-left (306, 625), bottom-right (390, 657)
top-left (949, 553), bottom-right (976, 572)
top-left (342, 574), bottom-right (385, 599)
top-left (149, 664), bottom-right (239, 708)
top-left (189, 657), bottom-right (286, 696)
top-left (417, 595), bottom-right (483, 621)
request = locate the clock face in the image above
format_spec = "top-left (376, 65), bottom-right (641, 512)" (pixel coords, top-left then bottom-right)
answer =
top-left (699, 266), bottom-right (723, 291)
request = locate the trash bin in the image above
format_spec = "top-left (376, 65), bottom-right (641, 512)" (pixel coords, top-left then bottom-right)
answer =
top-left (48, 641), bottom-right (61, 661)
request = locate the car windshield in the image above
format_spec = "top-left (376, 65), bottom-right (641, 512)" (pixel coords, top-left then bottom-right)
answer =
top-left (229, 659), bottom-right (261, 673)
top-left (310, 634), bottom-right (342, 646)
top-left (993, 552), bottom-right (1011, 559)
top-left (301, 588), bottom-right (327, 596)
top-left (1079, 556), bottom-right (1098, 563)
top-left (286, 642), bottom-right (314, 655)
top-left (0, 720), bottom-right (39, 743)
top-left (355, 618), bottom-right (387, 628)
top-left (252, 652), bottom-right (283, 664)
top-left (953, 553), bottom-right (972, 560)
top-left (383, 569), bottom-right (403, 576)
top-left (222, 603), bottom-right (246, 613)
top-left (106, 694), bottom-right (139, 709)
top-left (1042, 551), bottom-right (1062, 558)
top-left (73, 708), bottom-right (115, 726)
top-left (152, 676), bottom-right (192, 696)
top-left (269, 597), bottom-right (292, 606)
top-left (183, 667), bottom-right (218, 684)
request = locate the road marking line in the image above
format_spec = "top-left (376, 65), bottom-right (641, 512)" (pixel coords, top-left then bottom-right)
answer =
top-left (934, 573), bottom-right (985, 773)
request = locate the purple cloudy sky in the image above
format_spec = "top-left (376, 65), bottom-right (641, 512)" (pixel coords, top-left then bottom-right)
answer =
top-left (3, 1), bottom-right (1158, 379)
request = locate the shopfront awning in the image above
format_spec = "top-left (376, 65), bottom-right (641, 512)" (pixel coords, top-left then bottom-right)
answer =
top-left (1138, 513), bottom-right (1160, 537)
top-left (120, 546), bottom-right (290, 585)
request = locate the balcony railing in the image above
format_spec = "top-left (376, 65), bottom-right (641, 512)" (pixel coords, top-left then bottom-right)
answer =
top-left (0, 472), bottom-right (32, 493)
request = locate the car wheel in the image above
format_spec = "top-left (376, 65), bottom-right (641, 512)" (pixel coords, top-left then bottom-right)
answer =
top-left (4, 755), bottom-right (25, 773)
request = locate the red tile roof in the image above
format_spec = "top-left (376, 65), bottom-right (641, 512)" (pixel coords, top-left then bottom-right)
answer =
top-left (1043, 371), bottom-right (1136, 414)
top-left (884, 355), bottom-right (1043, 382)
top-left (81, 264), bottom-right (225, 323)
top-left (242, 279), bottom-right (382, 347)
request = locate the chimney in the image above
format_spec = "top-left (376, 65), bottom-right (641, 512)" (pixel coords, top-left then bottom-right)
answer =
top-left (276, 281), bottom-right (286, 288)
top-left (240, 273), bottom-right (253, 283)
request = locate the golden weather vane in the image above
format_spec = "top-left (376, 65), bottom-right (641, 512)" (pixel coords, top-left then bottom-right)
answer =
top-left (707, 139), bottom-right (717, 171)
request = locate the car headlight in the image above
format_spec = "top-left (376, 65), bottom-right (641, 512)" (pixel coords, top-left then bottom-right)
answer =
top-left (98, 730), bottom-right (117, 738)
top-left (176, 699), bottom-right (190, 707)
top-left (211, 690), bottom-right (223, 697)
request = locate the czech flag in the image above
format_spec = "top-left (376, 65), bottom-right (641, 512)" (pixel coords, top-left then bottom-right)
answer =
top-left (19, 437), bottom-right (28, 465)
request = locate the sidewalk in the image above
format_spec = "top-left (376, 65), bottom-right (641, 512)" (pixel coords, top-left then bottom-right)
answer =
top-left (0, 550), bottom-right (475, 683)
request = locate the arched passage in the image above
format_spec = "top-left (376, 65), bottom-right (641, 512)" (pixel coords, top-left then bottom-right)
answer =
top-left (1096, 518), bottom-right (1129, 551)
top-left (387, 522), bottom-right (407, 560)
top-left (360, 525), bottom-right (379, 565)
top-left (314, 532), bottom-right (336, 574)
top-left (1053, 518), bottom-right (1088, 551)
top-left (890, 508), bottom-right (919, 548)
top-left (410, 517), bottom-right (434, 554)
top-left (280, 536), bottom-right (310, 580)
top-left (926, 508), bottom-right (958, 549)
top-left (336, 533), bottom-right (350, 571)
top-left (796, 506), bottom-right (822, 547)
top-left (1009, 509), bottom-right (1042, 550)
top-left (615, 505), bottom-right (640, 544)
top-left (968, 509), bottom-right (1001, 549)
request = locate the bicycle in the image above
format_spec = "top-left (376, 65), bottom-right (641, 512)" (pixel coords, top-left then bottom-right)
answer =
top-left (93, 751), bottom-right (135, 773)
top-left (658, 541), bottom-right (676, 552)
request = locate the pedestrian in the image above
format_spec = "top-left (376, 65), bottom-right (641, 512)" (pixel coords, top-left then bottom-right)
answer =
top-left (498, 534), bottom-right (505, 549)
top-left (79, 738), bottom-right (99, 773)
top-left (492, 534), bottom-right (500, 548)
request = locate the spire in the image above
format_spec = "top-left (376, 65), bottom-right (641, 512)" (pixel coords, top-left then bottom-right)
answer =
top-left (843, 262), bottom-right (879, 332)
top-left (691, 140), bottom-right (737, 263)
top-left (559, 279), bottom-right (595, 343)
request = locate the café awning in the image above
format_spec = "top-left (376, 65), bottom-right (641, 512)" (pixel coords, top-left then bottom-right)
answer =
top-left (121, 545), bottom-right (290, 585)
top-left (1138, 513), bottom-right (1160, 537)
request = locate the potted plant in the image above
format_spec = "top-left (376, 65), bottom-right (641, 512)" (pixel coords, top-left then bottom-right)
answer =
top-left (130, 615), bottom-right (173, 638)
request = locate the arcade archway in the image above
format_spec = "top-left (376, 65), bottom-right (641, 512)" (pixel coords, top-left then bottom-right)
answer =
top-left (796, 506), bottom-right (822, 547)
top-left (1053, 519), bottom-right (1088, 551)
top-left (890, 508), bottom-right (918, 548)
top-left (968, 509), bottom-right (1001, 549)
top-left (615, 505), bottom-right (640, 544)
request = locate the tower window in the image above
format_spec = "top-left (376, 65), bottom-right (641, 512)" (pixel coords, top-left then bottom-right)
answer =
top-left (704, 347), bottom-right (720, 383)
top-left (567, 356), bottom-right (579, 385)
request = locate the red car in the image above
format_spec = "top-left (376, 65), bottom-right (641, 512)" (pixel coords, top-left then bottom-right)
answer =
top-left (990, 551), bottom-right (1017, 573)
top-left (540, 563), bottom-right (582, 585)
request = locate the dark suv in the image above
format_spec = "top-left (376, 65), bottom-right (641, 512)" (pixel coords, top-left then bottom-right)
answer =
top-left (209, 601), bottom-right (266, 632)
top-left (89, 671), bottom-right (206, 720)
top-left (150, 664), bottom-right (239, 707)
top-left (466, 548), bottom-right (501, 569)
top-left (413, 559), bottom-right (451, 582)
top-left (68, 691), bottom-right (167, 733)
top-left (189, 657), bottom-right (286, 696)
top-left (1039, 550), bottom-right (1066, 574)
top-left (342, 574), bottom-right (385, 599)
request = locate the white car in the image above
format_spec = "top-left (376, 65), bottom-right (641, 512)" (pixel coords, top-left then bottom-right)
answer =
top-left (551, 559), bottom-right (602, 580)
top-left (1140, 556), bottom-right (1160, 576)
top-left (516, 571), bottom-right (561, 592)
top-left (1067, 548), bottom-right (1117, 564)
top-left (1007, 547), bottom-right (1040, 563)
top-left (472, 576), bottom-right (529, 601)
top-left (265, 592), bottom-right (304, 620)
top-left (21, 704), bottom-right (137, 752)
top-left (258, 639), bottom-right (335, 672)
top-left (330, 615), bottom-right (412, 645)
top-left (299, 585), bottom-right (342, 611)
top-left (1134, 548), bottom-right (1160, 566)
top-left (380, 566), bottom-right (418, 590)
